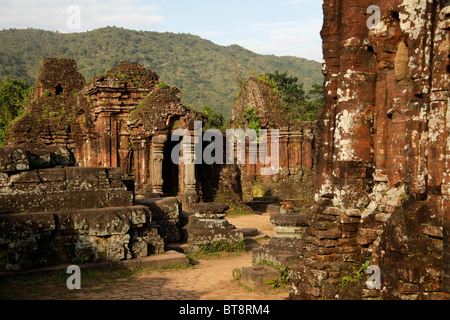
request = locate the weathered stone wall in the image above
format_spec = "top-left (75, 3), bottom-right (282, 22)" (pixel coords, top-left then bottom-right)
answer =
top-left (290, 0), bottom-right (450, 300)
top-left (0, 145), bottom-right (168, 272)
top-left (0, 146), bottom-right (133, 214)
top-left (0, 206), bottom-right (163, 272)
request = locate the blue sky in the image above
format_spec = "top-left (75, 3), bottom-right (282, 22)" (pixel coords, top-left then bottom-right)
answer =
top-left (0, 0), bottom-right (323, 62)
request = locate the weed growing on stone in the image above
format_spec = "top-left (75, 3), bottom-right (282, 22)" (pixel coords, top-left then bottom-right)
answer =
top-left (338, 258), bottom-right (371, 289)
top-left (261, 259), bottom-right (290, 289)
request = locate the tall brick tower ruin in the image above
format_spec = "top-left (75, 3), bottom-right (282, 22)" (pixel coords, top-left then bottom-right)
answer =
top-left (289, 0), bottom-right (450, 300)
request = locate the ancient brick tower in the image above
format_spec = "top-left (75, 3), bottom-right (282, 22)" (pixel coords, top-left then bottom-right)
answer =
top-left (6, 59), bottom-right (203, 209)
top-left (289, 0), bottom-right (450, 300)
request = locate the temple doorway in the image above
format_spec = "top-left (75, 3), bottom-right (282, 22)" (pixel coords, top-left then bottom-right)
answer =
top-left (162, 137), bottom-right (179, 197)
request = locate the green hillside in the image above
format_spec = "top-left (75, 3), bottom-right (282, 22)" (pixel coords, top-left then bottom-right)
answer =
top-left (0, 27), bottom-right (323, 118)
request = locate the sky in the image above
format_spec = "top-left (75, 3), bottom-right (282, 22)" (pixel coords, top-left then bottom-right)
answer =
top-left (0, 0), bottom-right (324, 62)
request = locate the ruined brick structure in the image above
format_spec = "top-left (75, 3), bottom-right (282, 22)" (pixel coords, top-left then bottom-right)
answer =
top-left (0, 144), bottom-right (167, 271)
top-left (231, 77), bottom-right (317, 200)
top-left (7, 58), bottom-right (203, 209)
top-left (289, 0), bottom-right (450, 300)
top-left (0, 59), bottom-right (245, 272)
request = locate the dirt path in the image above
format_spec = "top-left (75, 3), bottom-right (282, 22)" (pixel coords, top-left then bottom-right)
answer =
top-left (1, 213), bottom-right (289, 300)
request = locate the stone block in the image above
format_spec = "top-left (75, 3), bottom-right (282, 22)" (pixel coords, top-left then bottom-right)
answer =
top-left (129, 205), bottom-right (151, 225)
top-left (0, 212), bottom-right (56, 244)
top-left (151, 219), bottom-right (181, 243)
top-left (44, 191), bottom-right (108, 211)
top-left (191, 202), bottom-right (229, 215)
top-left (22, 144), bottom-right (75, 168)
top-left (55, 207), bottom-right (132, 236)
top-left (9, 171), bottom-right (40, 183)
top-left (37, 168), bottom-right (66, 182)
top-left (65, 167), bottom-right (100, 191)
top-left (185, 228), bottom-right (244, 249)
top-left (274, 226), bottom-right (305, 238)
top-left (105, 234), bottom-right (130, 261)
top-left (267, 204), bottom-right (281, 216)
top-left (0, 194), bottom-right (46, 214)
top-left (135, 197), bottom-right (180, 220)
top-left (56, 235), bottom-right (107, 263)
top-left (10, 182), bottom-right (41, 194)
top-left (38, 181), bottom-right (66, 192)
top-left (131, 239), bottom-right (148, 258)
top-left (315, 228), bottom-right (342, 240)
top-left (5, 241), bottom-right (37, 271)
top-left (240, 265), bottom-right (280, 291)
top-left (0, 147), bottom-right (29, 173)
top-left (270, 213), bottom-right (308, 227)
top-left (107, 190), bottom-right (134, 207)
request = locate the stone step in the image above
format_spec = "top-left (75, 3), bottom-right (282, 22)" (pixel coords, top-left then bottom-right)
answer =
top-left (252, 196), bottom-right (279, 203)
top-left (240, 227), bottom-right (259, 237)
top-left (252, 248), bottom-right (302, 269)
top-left (238, 265), bottom-right (280, 291)
top-left (180, 211), bottom-right (196, 226)
top-left (135, 193), bottom-right (162, 200)
top-left (267, 204), bottom-right (281, 216)
top-left (165, 242), bottom-right (190, 253)
top-left (244, 201), bottom-right (270, 212)
top-left (121, 250), bottom-right (190, 269)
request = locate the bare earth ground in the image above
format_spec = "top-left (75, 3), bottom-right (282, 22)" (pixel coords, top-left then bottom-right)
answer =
top-left (0, 213), bottom-right (289, 301)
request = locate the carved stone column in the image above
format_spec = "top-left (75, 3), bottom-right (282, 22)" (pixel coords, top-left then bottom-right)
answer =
top-left (151, 135), bottom-right (167, 194)
top-left (182, 134), bottom-right (198, 209)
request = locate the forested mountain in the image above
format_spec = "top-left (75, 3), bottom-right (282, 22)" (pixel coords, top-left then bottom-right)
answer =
top-left (0, 27), bottom-right (323, 118)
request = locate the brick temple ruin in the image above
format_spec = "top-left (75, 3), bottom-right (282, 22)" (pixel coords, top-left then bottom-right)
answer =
top-left (231, 76), bottom-right (317, 200)
top-left (1, 0), bottom-right (449, 301)
top-left (237, 0), bottom-right (450, 300)
top-left (284, 0), bottom-right (449, 300)
top-left (0, 57), bottom-right (316, 273)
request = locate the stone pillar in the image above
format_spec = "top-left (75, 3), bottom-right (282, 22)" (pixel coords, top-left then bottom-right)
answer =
top-left (288, 130), bottom-right (301, 176)
top-left (151, 135), bottom-right (167, 194)
top-left (184, 203), bottom-right (244, 253)
top-left (279, 129), bottom-right (290, 177)
top-left (303, 128), bottom-right (314, 171)
top-left (182, 134), bottom-right (197, 209)
top-left (252, 212), bottom-right (307, 268)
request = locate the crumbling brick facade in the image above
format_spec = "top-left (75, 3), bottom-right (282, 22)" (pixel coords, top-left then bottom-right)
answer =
top-left (289, 0), bottom-right (450, 300)
top-left (6, 58), bottom-right (203, 208)
top-left (231, 77), bottom-right (318, 200)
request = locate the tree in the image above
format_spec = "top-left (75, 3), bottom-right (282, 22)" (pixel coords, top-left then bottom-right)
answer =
top-left (302, 83), bottom-right (325, 121)
top-left (262, 71), bottom-right (324, 122)
top-left (0, 77), bottom-right (31, 146)
top-left (266, 70), bottom-right (306, 107)
top-left (202, 105), bottom-right (227, 132)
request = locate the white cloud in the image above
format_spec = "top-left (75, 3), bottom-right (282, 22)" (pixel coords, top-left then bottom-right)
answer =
top-left (0, 0), bottom-right (163, 32)
top-left (235, 19), bottom-right (323, 61)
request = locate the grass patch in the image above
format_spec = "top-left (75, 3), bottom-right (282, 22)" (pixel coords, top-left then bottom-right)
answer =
top-left (188, 241), bottom-right (247, 260)
top-left (226, 203), bottom-right (254, 216)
